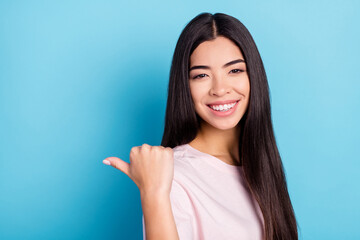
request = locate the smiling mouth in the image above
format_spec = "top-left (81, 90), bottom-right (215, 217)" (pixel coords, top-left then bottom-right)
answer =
top-left (207, 100), bottom-right (240, 112)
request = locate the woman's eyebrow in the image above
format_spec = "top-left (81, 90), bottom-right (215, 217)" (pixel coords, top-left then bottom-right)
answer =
top-left (189, 59), bottom-right (245, 71)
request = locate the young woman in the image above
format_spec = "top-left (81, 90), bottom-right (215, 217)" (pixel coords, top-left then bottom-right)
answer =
top-left (103, 12), bottom-right (299, 240)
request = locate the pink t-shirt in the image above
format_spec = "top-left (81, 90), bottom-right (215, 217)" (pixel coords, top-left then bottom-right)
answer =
top-left (142, 143), bottom-right (264, 240)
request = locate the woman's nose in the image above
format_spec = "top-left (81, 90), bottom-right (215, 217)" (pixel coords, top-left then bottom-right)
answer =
top-left (209, 76), bottom-right (231, 96)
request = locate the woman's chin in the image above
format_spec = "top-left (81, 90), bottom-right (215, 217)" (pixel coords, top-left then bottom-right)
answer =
top-left (208, 121), bottom-right (239, 131)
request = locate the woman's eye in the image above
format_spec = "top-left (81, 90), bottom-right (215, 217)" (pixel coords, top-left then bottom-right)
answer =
top-left (230, 69), bottom-right (245, 74)
top-left (192, 69), bottom-right (244, 79)
top-left (193, 73), bottom-right (207, 79)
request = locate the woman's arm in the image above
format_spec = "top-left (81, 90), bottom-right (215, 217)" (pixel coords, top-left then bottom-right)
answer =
top-left (102, 144), bottom-right (178, 239)
top-left (141, 190), bottom-right (179, 240)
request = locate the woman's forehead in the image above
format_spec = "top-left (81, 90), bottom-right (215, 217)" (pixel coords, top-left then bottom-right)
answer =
top-left (189, 37), bottom-right (244, 67)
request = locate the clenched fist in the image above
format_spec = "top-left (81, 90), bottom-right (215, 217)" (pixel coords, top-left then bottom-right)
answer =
top-left (103, 144), bottom-right (174, 196)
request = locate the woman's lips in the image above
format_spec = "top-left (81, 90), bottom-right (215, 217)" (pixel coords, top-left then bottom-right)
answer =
top-left (207, 100), bottom-right (240, 117)
top-left (207, 99), bottom-right (239, 106)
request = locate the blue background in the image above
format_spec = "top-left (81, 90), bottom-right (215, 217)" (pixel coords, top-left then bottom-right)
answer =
top-left (1, 0), bottom-right (359, 239)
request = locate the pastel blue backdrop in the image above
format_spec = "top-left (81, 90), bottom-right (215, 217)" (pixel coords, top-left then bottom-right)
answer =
top-left (1, 0), bottom-right (359, 239)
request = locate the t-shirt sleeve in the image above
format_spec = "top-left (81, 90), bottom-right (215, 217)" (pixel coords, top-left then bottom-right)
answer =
top-left (170, 179), bottom-right (196, 239)
top-left (142, 214), bottom-right (145, 240)
top-left (141, 179), bottom-right (196, 240)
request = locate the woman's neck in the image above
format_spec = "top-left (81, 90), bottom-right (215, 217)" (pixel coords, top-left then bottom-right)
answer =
top-left (188, 121), bottom-right (241, 165)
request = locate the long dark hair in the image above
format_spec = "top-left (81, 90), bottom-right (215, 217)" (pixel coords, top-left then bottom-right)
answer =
top-left (161, 12), bottom-right (298, 240)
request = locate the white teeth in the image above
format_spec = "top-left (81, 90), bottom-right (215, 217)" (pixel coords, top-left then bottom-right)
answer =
top-left (209, 102), bottom-right (237, 112)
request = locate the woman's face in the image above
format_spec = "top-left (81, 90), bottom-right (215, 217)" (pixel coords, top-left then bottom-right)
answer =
top-left (188, 36), bottom-right (250, 130)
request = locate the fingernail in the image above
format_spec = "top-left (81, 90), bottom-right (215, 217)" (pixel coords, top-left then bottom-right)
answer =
top-left (103, 159), bottom-right (111, 165)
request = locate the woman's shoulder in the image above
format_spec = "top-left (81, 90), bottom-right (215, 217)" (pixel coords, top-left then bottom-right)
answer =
top-left (172, 143), bottom-right (195, 164)
top-left (171, 143), bottom-right (197, 176)
top-left (172, 144), bottom-right (188, 156)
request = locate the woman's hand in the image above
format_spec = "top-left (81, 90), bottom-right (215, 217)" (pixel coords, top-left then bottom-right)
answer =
top-left (102, 144), bottom-right (174, 196)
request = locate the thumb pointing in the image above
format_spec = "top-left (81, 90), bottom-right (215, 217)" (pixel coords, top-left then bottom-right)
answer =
top-left (103, 157), bottom-right (130, 177)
